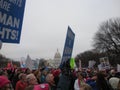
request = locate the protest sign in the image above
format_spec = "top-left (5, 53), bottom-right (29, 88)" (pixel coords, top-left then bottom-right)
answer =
top-left (0, 0), bottom-right (26, 43)
top-left (61, 26), bottom-right (75, 64)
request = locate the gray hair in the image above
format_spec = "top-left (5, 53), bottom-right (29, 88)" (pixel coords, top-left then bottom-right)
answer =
top-left (26, 74), bottom-right (35, 83)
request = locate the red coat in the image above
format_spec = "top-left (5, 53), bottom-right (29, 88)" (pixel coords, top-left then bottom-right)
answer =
top-left (15, 80), bottom-right (27, 90)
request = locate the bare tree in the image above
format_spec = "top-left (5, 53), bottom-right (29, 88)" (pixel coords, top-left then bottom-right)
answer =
top-left (93, 18), bottom-right (120, 56)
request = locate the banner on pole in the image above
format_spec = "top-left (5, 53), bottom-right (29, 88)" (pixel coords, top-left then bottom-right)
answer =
top-left (61, 26), bottom-right (75, 65)
top-left (0, 0), bottom-right (26, 43)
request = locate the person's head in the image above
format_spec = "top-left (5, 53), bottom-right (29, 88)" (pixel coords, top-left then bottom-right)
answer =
top-left (99, 69), bottom-right (107, 77)
top-left (25, 68), bottom-right (31, 74)
top-left (19, 73), bottom-right (27, 82)
top-left (109, 77), bottom-right (120, 90)
top-left (26, 74), bottom-right (38, 85)
top-left (16, 68), bottom-right (22, 74)
top-left (46, 73), bottom-right (55, 84)
top-left (0, 70), bottom-right (8, 76)
top-left (96, 72), bottom-right (105, 80)
top-left (77, 71), bottom-right (84, 80)
top-left (0, 76), bottom-right (10, 90)
top-left (110, 69), bottom-right (116, 76)
top-left (34, 70), bottom-right (41, 78)
top-left (42, 70), bottom-right (48, 76)
top-left (80, 83), bottom-right (92, 90)
top-left (52, 70), bottom-right (60, 77)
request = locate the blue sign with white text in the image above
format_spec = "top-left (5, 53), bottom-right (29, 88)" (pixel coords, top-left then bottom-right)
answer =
top-left (61, 26), bottom-right (75, 64)
top-left (0, 0), bottom-right (26, 43)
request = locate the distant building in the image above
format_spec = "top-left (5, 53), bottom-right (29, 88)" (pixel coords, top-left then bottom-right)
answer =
top-left (53, 49), bottom-right (61, 68)
top-left (47, 59), bottom-right (54, 68)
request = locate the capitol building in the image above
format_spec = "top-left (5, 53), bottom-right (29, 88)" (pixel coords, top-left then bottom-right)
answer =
top-left (47, 49), bottom-right (61, 68)
top-left (54, 49), bottom-right (61, 68)
top-left (24, 49), bottom-right (62, 69)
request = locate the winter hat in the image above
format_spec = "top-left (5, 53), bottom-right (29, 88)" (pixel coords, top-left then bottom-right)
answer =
top-left (109, 77), bottom-right (120, 89)
top-left (53, 70), bottom-right (60, 77)
top-left (0, 76), bottom-right (10, 88)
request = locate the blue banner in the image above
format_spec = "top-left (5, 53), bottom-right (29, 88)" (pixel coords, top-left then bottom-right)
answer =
top-left (0, 0), bottom-right (26, 43)
top-left (61, 26), bottom-right (75, 64)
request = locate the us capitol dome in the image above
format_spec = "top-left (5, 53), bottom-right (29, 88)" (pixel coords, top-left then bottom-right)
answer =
top-left (54, 49), bottom-right (61, 68)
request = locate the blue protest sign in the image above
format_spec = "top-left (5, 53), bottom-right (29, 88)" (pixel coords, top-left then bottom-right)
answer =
top-left (0, 0), bottom-right (26, 43)
top-left (61, 26), bottom-right (75, 64)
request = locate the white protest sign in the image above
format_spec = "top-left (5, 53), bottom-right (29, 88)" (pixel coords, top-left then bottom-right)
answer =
top-left (88, 60), bottom-right (96, 68)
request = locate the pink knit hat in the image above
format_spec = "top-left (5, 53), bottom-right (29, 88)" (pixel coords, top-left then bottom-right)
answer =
top-left (0, 76), bottom-right (10, 88)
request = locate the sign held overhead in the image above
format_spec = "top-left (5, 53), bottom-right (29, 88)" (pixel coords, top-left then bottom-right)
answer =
top-left (61, 26), bottom-right (75, 64)
top-left (0, 0), bottom-right (26, 43)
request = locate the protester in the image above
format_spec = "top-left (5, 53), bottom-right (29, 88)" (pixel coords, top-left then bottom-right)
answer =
top-left (26, 73), bottom-right (38, 85)
top-left (57, 67), bottom-right (72, 90)
top-left (25, 68), bottom-right (31, 75)
top-left (46, 73), bottom-right (56, 90)
top-left (12, 68), bottom-right (22, 89)
top-left (86, 73), bottom-right (97, 90)
top-left (0, 69), bottom-right (8, 77)
top-left (25, 85), bottom-right (34, 90)
top-left (80, 83), bottom-right (93, 90)
top-left (15, 73), bottom-right (28, 90)
top-left (96, 72), bottom-right (113, 90)
top-left (52, 69), bottom-right (60, 85)
top-left (74, 71), bottom-right (85, 90)
top-left (33, 70), bottom-right (42, 84)
top-left (25, 74), bottom-right (38, 90)
top-left (108, 69), bottom-right (117, 80)
top-left (0, 76), bottom-right (11, 90)
top-left (40, 70), bottom-right (48, 83)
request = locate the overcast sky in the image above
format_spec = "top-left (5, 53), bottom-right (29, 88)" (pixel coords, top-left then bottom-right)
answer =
top-left (1, 0), bottom-right (120, 60)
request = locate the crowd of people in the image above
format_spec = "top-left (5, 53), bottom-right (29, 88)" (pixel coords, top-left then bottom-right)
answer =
top-left (0, 63), bottom-right (120, 90)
